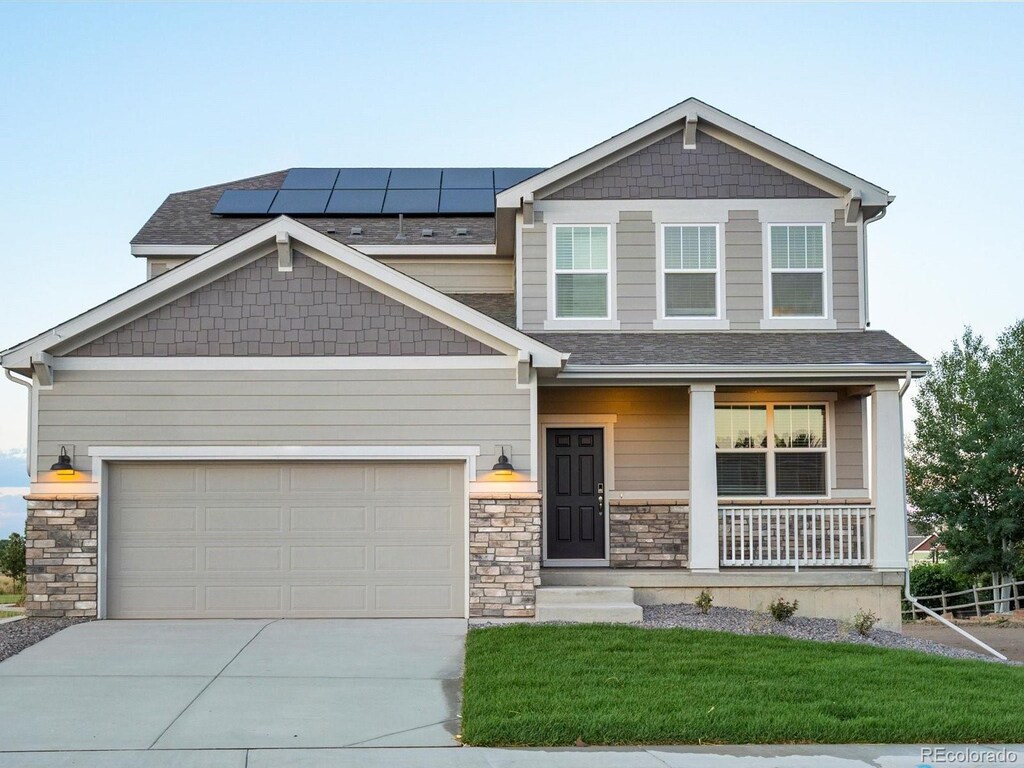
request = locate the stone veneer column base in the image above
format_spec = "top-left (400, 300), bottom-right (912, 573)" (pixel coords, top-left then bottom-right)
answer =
top-left (469, 493), bottom-right (542, 618)
top-left (609, 502), bottom-right (689, 568)
top-left (24, 494), bottom-right (99, 618)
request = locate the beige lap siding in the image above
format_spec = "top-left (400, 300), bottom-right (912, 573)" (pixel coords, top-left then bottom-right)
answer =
top-left (35, 367), bottom-right (531, 482)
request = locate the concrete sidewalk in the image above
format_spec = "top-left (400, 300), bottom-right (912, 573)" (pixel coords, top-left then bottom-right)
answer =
top-left (0, 745), bottom-right (1022, 767)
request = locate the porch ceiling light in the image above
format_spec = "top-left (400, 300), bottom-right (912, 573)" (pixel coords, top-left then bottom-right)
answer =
top-left (50, 446), bottom-right (75, 476)
top-left (492, 447), bottom-right (515, 475)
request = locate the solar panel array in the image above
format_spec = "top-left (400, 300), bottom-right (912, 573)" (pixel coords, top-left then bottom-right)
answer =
top-left (212, 167), bottom-right (544, 216)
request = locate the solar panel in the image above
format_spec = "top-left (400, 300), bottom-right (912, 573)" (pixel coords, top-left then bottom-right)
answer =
top-left (281, 168), bottom-right (340, 189)
top-left (494, 167), bottom-right (544, 191)
top-left (441, 168), bottom-right (493, 189)
top-left (388, 168), bottom-right (442, 189)
top-left (382, 189), bottom-right (440, 214)
top-left (212, 189), bottom-right (278, 215)
top-left (326, 189), bottom-right (386, 215)
top-left (335, 168), bottom-right (391, 189)
top-left (268, 189), bottom-right (331, 215)
top-left (439, 189), bottom-right (496, 214)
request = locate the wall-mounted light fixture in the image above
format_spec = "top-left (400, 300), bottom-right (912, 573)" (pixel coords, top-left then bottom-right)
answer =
top-left (50, 445), bottom-right (75, 476)
top-left (492, 446), bottom-right (515, 475)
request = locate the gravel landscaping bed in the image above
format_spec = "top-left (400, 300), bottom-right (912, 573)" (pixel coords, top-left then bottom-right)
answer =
top-left (0, 618), bottom-right (89, 663)
top-left (643, 603), bottom-right (1014, 663)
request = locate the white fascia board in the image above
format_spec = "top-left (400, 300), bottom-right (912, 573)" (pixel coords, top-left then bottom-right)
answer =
top-left (555, 363), bottom-right (931, 380)
top-left (2, 216), bottom-right (565, 371)
top-left (131, 244), bottom-right (215, 257)
top-left (496, 98), bottom-right (889, 208)
top-left (354, 244), bottom-right (497, 257)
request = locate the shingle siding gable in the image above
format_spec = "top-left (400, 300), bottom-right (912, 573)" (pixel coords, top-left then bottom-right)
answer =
top-left (67, 254), bottom-right (499, 357)
top-left (545, 131), bottom-right (832, 200)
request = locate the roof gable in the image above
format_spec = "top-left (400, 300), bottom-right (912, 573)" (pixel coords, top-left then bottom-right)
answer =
top-left (2, 217), bottom-right (565, 372)
top-left (544, 129), bottom-right (832, 201)
top-left (497, 98), bottom-right (890, 212)
top-left (66, 253), bottom-right (499, 358)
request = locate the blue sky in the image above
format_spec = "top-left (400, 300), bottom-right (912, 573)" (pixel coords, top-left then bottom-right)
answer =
top-left (0, 1), bottom-right (1022, 460)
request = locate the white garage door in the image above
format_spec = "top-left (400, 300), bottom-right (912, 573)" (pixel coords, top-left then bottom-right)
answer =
top-left (105, 461), bottom-right (466, 619)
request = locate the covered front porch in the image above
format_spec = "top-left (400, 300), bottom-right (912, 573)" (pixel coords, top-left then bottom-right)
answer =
top-left (534, 378), bottom-right (908, 623)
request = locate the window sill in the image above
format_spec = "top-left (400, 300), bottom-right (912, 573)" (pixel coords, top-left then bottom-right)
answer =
top-left (543, 318), bottom-right (621, 331)
top-left (759, 318), bottom-right (837, 330)
top-left (653, 318), bottom-right (730, 331)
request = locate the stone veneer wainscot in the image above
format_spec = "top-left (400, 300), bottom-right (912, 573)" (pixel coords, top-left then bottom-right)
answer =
top-left (609, 501), bottom-right (689, 568)
top-left (469, 494), bottom-right (542, 618)
top-left (24, 495), bottom-right (99, 618)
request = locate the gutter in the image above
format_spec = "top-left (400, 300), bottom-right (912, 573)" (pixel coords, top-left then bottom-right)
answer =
top-left (3, 369), bottom-right (32, 478)
top-left (895, 369), bottom-right (1007, 660)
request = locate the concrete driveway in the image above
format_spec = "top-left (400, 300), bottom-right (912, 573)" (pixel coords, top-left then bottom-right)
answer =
top-left (0, 619), bottom-right (465, 753)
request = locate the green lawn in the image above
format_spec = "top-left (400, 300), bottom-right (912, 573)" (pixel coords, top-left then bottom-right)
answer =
top-left (0, 594), bottom-right (23, 605)
top-left (461, 624), bottom-right (1024, 746)
top-left (0, 611), bottom-right (19, 620)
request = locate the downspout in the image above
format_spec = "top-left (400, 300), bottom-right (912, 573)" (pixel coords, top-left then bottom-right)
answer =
top-left (4, 368), bottom-right (33, 478)
top-left (861, 206), bottom-right (886, 329)
top-left (896, 369), bottom-right (1007, 660)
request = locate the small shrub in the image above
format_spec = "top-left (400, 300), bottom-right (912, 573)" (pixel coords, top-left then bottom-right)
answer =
top-left (851, 609), bottom-right (879, 636)
top-left (694, 589), bottom-right (713, 615)
top-left (767, 597), bottom-right (798, 622)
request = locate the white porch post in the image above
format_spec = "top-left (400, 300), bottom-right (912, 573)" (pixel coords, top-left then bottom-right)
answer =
top-left (688, 384), bottom-right (719, 572)
top-left (871, 380), bottom-right (907, 570)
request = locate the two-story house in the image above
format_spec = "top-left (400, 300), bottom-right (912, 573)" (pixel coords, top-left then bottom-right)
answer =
top-left (1, 99), bottom-right (926, 628)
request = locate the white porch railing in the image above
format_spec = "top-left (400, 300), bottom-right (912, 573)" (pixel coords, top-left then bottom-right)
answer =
top-left (719, 505), bottom-right (874, 568)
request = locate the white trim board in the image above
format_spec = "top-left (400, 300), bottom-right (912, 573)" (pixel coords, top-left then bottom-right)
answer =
top-left (54, 356), bottom-right (518, 371)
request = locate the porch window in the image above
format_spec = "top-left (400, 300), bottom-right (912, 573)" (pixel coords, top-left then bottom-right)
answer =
top-left (769, 224), bottom-right (826, 317)
top-left (554, 225), bottom-right (610, 318)
top-left (715, 404), bottom-right (828, 497)
top-left (663, 224), bottom-right (719, 317)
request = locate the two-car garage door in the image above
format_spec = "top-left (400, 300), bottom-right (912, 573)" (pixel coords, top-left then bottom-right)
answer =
top-left (105, 461), bottom-right (466, 619)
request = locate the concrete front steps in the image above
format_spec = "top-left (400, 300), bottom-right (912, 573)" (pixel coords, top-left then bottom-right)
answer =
top-left (534, 586), bottom-right (643, 624)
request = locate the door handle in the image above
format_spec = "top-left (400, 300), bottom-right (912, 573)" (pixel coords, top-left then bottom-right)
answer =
top-left (597, 483), bottom-right (604, 514)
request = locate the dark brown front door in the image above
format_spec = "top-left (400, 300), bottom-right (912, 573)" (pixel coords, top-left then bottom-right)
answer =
top-left (546, 428), bottom-right (605, 560)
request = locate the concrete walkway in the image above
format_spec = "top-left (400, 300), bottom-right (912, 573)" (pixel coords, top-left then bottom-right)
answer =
top-left (0, 745), bottom-right (1022, 767)
top-left (0, 619), bottom-right (465, 752)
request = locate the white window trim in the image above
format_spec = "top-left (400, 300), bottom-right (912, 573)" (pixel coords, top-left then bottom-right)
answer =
top-left (714, 402), bottom-right (832, 500)
top-left (538, 414), bottom-right (617, 566)
top-left (545, 223), bottom-right (620, 330)
top-left (655, 222), bottom-right (729, 330)
top-left (760, 222), bottom-right (836, 330)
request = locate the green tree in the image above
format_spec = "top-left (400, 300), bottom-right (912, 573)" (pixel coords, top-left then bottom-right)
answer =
top-left (0, 532), bottom-right (26, 587)
top-left (907, 322), bottom-right (1024, 612)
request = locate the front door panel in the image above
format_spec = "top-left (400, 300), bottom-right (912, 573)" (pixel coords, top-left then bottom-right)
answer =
top-left (546, 428), bottom-right (605, 560)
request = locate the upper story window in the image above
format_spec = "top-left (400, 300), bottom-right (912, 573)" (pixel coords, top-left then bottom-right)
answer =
top-left (663, 225), bottom-right (719, 317)
top-left (715, 404), bottom-right (828, 497)
top-left (769, 224), bottom-right (826, 318)
top-left (554, 225), bottom-right (610, 319)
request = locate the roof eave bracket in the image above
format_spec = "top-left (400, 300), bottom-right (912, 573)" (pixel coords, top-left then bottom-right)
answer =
top-left (276, 232), bottom-right (293, 272)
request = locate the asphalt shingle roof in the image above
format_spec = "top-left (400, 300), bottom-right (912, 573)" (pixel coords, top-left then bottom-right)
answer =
top-left (527, 330), bottom-right (926, 367)
top-left (132, 172), bottom-right (496, 247)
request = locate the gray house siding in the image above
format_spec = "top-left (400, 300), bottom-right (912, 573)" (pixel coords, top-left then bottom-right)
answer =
top-left (539, 386), bottom-right (690, 493)
top-left (521, 211), bottom-right (547, 330)
top-left (832, 211), bottom-right (861, 330)
top-left (380, 258), bottom-right (513, 294)
top-left (616, 211), bottom-right (657, 330)
top-left (724, 210), bottom-right (764, 330)
top-left (545, 131), bottom-right (832, 201)
top-left (834, 393), bottom-right (867, 492)
top-left (36, 367), bottom-right (530, 481)
top-left (69, 253), bottom-right (498, 357)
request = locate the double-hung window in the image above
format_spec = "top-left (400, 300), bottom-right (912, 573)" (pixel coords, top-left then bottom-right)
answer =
top-left (715, 404), bottom-right (828, 497)
top-left (769, 224), bottom-right (826, 318)
top-left (554, 225), bottom-right (610, 319)
top-left (663, 224), bottom-right (719, 317)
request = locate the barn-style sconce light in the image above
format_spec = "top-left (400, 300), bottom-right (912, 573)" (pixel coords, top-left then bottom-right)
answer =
top-left (50, 446), bottom-right (75, 476)
top-left (492, 446), bottom-right (515, 475)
